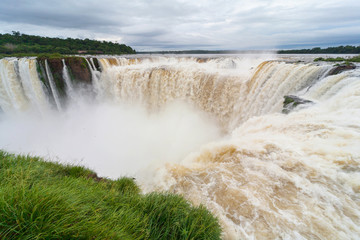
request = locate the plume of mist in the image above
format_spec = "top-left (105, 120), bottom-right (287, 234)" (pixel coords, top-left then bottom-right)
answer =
top-left (0, 99), bottom-right (221, 179)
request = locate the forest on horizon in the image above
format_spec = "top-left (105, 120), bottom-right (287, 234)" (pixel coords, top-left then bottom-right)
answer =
top-left (278, 45), bottom-right (360, 54)
top-left (0, 31), bottom-right (136, 55)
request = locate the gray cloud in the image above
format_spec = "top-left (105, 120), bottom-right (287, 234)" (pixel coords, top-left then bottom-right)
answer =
top-left (0, 0), bottom-right (359, 50)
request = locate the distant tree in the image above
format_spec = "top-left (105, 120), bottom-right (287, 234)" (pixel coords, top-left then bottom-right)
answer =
top-left (12, 31), bottom-right (20, 37)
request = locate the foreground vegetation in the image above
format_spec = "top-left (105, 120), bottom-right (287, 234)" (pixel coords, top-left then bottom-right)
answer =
top-left (0, 151), bottom-right (221, 239)
top-left (0, 31), bottom-right (135, 56)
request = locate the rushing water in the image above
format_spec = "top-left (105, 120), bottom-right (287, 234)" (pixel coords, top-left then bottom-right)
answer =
top-left (0, 55), bottom-right (359, 239)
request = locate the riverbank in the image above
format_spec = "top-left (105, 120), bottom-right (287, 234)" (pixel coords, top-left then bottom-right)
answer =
top-left (0, 150), bottom-right (221, 239)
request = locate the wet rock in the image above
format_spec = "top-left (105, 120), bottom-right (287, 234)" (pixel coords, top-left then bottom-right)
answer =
top-left (282, 95), bottom-right (313, 114)
top-left (64, 57), bottom-right (91, 84)
top-left (328, 64), bottom-right (356, 76)
top-left (43, 58), bottom-right (67, 98)
top-left (36, 56), bottom-right (93, 105)
top-left (91, 58), bottom-right (101, 71)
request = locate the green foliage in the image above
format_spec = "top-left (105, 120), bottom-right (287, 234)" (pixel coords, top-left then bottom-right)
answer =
top-left (283, 95), bottom-right (295, 105)
top-left (37, 53), bottom-right (65, 60)
top-left (313, 55), bottom-right (360, 63)
top-left (278, 45), bottom-right (360, 54)
top-left (81, 58), bottom-right (87, 69)
top-left (0, 31), bottom-right (136, 56)
top-left (314, 57), bottom-right (324, 62)
top-left (348, 56), bottom-right (360, 62)
top-left (0, 151), bottom-right (221, 239)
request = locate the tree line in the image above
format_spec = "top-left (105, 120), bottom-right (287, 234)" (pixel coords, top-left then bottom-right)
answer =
top-left (278, 45), bottom-right (360, 54)
top-left (0, 31), bottom-right (136, 55)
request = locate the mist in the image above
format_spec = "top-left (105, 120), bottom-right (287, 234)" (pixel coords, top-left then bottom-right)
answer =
top-left (0, 100), bottom-right (222, 179)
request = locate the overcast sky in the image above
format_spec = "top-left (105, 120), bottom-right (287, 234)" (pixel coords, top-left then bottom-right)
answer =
top-left (0, 0), bottom-right (359, 51)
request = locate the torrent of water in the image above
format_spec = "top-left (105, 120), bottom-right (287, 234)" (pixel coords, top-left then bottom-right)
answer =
top-left (45, 59), bottom-right (62, 111)
top-left (98, 57), bottom-right (331, 131)
top-left (0, 58), bottom-right (29, 112)
top-left (61, 59), bottom-right (76, 100)
top-left (0, 55), bottom-right (359, 239)
top-left (86, 58), bottom-right (101, 96)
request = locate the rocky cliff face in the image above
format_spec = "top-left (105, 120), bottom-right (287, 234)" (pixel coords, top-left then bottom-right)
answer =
top-left (46, 58), bottom-right (66, 97)
top-left (64, 57), bottom-right (91, 84)
top-left (37, 57), bottom-right (93, 98)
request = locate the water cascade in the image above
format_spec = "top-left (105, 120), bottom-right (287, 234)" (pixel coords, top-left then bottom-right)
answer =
top-left (61, 59), bottom-right (76, 100)
top-left (0, 59), bottom-right (29, 112)
top-left (0, 55), bottom-right (359, 239)
top-left (85, 58), bottom-right (101, 96)
top-left (98, 57), bottom-right (331, 131)
top-left (18, 58), bottom-right (51, 114)
top-left (45, 59), bottom-right (62, 111)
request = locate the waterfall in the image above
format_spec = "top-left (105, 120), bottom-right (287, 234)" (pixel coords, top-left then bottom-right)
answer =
top-left (45, 59), bottom-right (62, 111)
top-left (88, 58), bottom-right (97, 70)
top-left (61, 59), bottom-right (76, 100)
top-left (0, 59), bottom-right (29, 112)
top-left (18, 58), bottom-right (50, 114)
top-left (97, 57), bottom-right (331, 131)
top-left (85, 58), bottom-right (101, 96)
top-left (0, 55), bottom-right (359, 239)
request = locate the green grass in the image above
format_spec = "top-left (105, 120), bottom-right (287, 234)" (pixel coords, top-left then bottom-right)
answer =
top-left (0, 151), bottom-right (221, 239)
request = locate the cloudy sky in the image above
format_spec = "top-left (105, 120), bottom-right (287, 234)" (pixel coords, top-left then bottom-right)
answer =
top-left (0, 0), bottom-right (359, 51)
